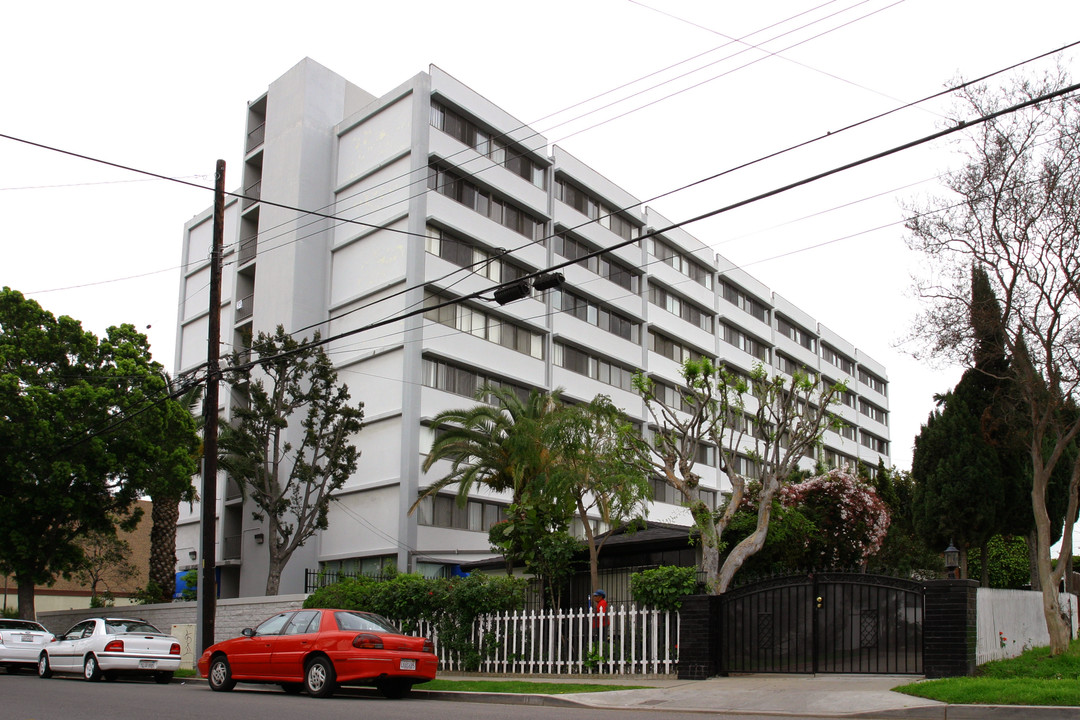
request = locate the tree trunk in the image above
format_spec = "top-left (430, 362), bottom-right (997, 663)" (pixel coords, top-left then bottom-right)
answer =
top-left (1029, 528), bottom-right (1041, 591)
top-left (16, 577), bottom-right (34, 620)
top-left (717, 487), bottom-right (776, 593)
top-left (149, 496), bottom-right (181, 602)
top-left (265, 555), bottom-right (282, 596)
top-left (698, 521), bottom-right (721, 594)
top-left (1033, 469), bottom-right (1071, 655)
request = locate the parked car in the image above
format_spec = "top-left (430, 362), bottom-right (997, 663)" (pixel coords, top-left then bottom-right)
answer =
top-left (197, 608), bottom-right (438, 699)
top-left (0, 619), bottom-right (55, 673)
top-left (37, 617), bottom-right (181, 683)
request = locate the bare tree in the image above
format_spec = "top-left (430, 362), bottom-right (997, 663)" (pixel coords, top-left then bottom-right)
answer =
top-left (905, 68), bottom-right (1080, 654)
top-left (636, 359), bottom-right (842, 594)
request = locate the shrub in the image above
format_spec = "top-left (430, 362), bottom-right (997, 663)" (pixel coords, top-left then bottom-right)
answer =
top-left (630, 566), bottom-right (699, 610)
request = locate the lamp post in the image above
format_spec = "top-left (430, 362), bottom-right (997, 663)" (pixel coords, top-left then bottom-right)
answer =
top-left (944, 541), bottom-right (960, 580)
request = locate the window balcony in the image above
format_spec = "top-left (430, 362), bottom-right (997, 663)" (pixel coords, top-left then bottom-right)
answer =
top-left (236, 293), bottom-right (254, 321)
top-left (238, 235), bottom-right (257, 265)
top-left (242, 180), bottom-right (261, 209)
top-left (246, 122), bottom-right (265, 153)
top-left (222, 534), bottom-right (242, 560)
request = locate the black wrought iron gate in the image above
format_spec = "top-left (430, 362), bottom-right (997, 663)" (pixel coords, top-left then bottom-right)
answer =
top-left (718, 572), bottom-right (924, 674)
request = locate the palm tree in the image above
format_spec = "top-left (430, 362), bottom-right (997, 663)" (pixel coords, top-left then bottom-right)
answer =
top-left (413, 386), bottom-right (571, 574)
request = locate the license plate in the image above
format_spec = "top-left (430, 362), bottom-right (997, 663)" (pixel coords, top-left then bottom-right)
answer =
top-left (20, 634), bottom-right (34, 643)
top-left (139, 660), bottom-right (157, 669)
top-left (399, 659), bottom-right (416, 671)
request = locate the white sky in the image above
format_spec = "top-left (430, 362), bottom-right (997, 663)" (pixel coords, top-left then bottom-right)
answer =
top-left (2, 0), bottom-right (1078, 475)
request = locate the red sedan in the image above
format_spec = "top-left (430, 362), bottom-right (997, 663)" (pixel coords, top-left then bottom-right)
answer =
top-left (197, 609), bottom-right (437, 699)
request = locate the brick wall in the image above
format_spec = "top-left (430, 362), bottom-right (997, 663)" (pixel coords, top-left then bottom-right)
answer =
top-left (677, 594), bottom-right (720, 679)
top-left (923, 579), bottom-right (978, 678)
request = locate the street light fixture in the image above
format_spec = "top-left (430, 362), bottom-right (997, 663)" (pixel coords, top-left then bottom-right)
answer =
top-left (944, 541), bottom-right (960, 579)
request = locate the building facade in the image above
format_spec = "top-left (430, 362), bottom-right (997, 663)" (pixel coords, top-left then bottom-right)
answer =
top-left (174, 58), bottom-right (890, 598)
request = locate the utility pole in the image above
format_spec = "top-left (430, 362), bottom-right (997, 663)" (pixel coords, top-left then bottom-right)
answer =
top-left (197, 159), bottom-right (225, 657)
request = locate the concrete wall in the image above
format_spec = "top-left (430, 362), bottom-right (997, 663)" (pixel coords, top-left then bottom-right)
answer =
top-left (38, 594), bottom-right (309, 669)
top-left (976, 589), bottom-right (1078, 665)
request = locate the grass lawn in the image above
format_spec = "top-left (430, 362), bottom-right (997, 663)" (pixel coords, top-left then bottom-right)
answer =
top-left (895, 638), bottom-right (1080, 706)
top-left (417, 679), bottom-right (649, 694)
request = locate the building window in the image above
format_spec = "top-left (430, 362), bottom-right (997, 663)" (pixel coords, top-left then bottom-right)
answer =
top-left (416, 494), bottom-right (508, 532)
top-left (426, 226), bottom-right (528, 283)
top-left (430, 101), bottom-right (546, 189)
top-left (720, 322), bottom-right (770, 362)
top-left (648, 329), bottom-right (706, 364)
top-left (550, 288), bottom-right (640, 343)
top-left (428, 164), bottom-right (544, 241)
top-left (720, 280), bottom-right (769, 324)
top-left (553, 341), bottom-right (635, 392)
top-left (822, 344), bottom-right (855, 375)
top-left (859, 398), bottom-right (889, 426)
top-left (860, 430), bottom-right (889, 455)
top-left (648, 284), bottom-right (714, 332)
top-left (824, 447), bottom-right (858, 470)
top-left (425, 294), bottom-right (544, 359)
top-left (648, 237), bottom-right (713, 289)
top-left (774, 352), bottom-right (817, 378)
top-left (859, 368), bottom-right (888, 396)
top-left (551, 232), bottom-right (640, 293)
top-left (422, 357), bottom-right (532, 402)
top-left (554, 177), bottom-right (640, 242)
top-left (650, 477), bottom-right (717, 509)
top-left (728, 454), bottom-right (761, 480)
top-left (777, 315), bottom-right (816, 352)
top-left (653, 380), bottom-right (695, 414)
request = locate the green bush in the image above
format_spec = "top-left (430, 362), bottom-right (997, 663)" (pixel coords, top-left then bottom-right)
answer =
top-left (630, 566), bottom-right (699, 610)
top-left (305, 572), bottom-right (528, 670)
top-left (967, 535), bottom-right (1030, 588)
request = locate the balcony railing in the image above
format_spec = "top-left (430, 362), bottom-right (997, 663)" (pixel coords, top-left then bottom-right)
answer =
top-left (238, 235), bottom-right (257, 265)
top-left (242, 180), bottom-right (261, 209)
top-left (222, 534), bottom-right (242, 560)
top-left (246, 122), bottom-right (265, 153)
top-left (236, 293), bottom-right (254, 321)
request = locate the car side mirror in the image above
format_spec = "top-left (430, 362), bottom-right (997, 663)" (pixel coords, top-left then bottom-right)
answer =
top-left (241, 628), bottom-right (255, 637)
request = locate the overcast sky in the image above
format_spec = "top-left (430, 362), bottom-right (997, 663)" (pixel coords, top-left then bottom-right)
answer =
top-left (3, 0), bottom-right (1078, 475)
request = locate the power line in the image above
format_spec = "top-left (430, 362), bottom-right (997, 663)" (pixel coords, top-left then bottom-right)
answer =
top-left (226, 79), bottom-right (1080, 373)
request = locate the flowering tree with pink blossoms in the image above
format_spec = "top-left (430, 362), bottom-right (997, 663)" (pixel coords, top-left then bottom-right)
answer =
top-left (780, 468), bottom-right (891, 568)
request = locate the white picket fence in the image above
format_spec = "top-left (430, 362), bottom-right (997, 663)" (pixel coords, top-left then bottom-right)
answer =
top-left (417, 604), bottom-right (680, 676)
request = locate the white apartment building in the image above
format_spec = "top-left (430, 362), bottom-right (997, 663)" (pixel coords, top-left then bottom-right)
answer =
top-left (174, 58), bottom-right (890, 598)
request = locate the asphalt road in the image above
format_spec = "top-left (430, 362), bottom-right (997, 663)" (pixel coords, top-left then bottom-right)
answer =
top-left (6, 673), bottom-right (710, 720)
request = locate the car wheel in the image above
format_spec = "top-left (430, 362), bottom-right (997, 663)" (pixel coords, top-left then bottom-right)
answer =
top-left (376, 679), bottom-right (413, 699)
top-left (303, 656), bottom-right (336, 698)
top-left (280, 682), bottom-right (303, 694)
top-left (208, 655), bottom-right (236, 692)
top-left (154, 671), bottom-right (174, 684)
top-left (84, 655), bottom-right (102, 681)
top-left (37, 654), bottom-right (52, 679)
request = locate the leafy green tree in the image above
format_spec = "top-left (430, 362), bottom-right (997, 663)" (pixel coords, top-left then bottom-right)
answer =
top-left (549, 395), bottom-right (652, 594)
top-left (219, 327), bottom-right (364, 595)
top-left (866, 466), bottom-right (943, 577)
top-left (905, 69), bottom-right (1080, 652)
top-left (636, 359), bottom-right (843, 594)
top-left (967, 535), bottom-right (1030, 589)
top-left (0, 288), bottom-right (190, 618)
top-left (413, 386), bottom-right (567, 574)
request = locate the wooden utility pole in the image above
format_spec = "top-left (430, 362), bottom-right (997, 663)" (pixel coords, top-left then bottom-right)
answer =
top-left (197, 159), bottom-right (225, 656)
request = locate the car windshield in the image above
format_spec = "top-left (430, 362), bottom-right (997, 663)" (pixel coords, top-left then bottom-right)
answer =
top-left (105, 620), bottom-right (162, 635)
top-left (334, 611), bottom-right (400, 633)
top-left (0, 620), bottom-right (45, 632)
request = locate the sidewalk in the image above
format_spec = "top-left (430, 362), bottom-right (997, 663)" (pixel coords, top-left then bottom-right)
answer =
top-left (420, 673), bottom-right (1080, 719)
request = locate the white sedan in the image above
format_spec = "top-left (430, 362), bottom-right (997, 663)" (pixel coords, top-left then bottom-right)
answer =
top-left (0, 619), bottom-right (55, 673)
top-left (38, 617), bottom-right (181, 683)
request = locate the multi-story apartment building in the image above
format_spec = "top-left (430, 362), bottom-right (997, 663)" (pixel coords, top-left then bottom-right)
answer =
top-left (174, 58), bottom-right (890, 598)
